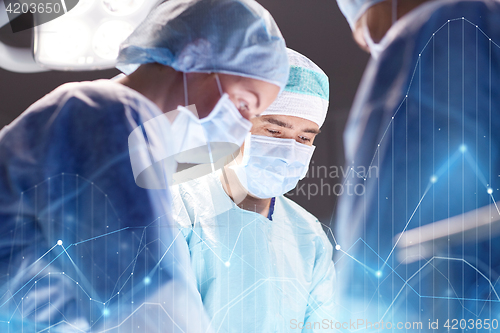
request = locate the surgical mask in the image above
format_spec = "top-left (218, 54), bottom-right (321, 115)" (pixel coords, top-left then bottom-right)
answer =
top-left (363, 21), bottom-right (384, 60)
top-left (231, 134), bottom-right (315, 199)
top-left (363, 0), bottom-right (397, 60)
top-left (128, 73), bottom-right (252, 189)
top-left (170, 73), bottom-right (252, 165)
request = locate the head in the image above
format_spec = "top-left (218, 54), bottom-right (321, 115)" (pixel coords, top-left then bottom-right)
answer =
top-left (338, 0), bottom-right (430, 54)
top-left (236, 47), bottom-right (328, 154)
top-left (183, 72), bottom-right (281, 121)
top-left (226, 49), bottom-right (329, 201)
top-left (117, 0), bottom-right (289, 120)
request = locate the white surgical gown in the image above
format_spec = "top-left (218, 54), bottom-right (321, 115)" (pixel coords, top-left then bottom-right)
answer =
top-left (171, 170), bottom-right (337, 333)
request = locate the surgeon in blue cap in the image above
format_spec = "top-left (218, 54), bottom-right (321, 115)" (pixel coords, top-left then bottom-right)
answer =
top-left (335, 0), bottom-right (500, 329)
top-left (0, 1), bottom-right (288, 332)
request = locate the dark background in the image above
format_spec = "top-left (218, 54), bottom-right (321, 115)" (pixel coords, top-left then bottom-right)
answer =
top-left (0, 0), bottom-right (369, 227)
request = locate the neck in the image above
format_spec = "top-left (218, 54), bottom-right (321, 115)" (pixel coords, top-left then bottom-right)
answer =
top-left (220, 164), bottom-right (272, 218)
top-left (117, 63), bottom-right (185, 114)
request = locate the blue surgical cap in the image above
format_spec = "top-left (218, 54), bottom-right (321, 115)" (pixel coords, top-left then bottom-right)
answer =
top-left (337, 0), bottom-right (387, 30)
top-left (117, 0), bottom-right (289, 91)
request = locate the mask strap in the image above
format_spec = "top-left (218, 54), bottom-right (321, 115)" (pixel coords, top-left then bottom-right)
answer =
top-left (183, 72), bottom-right (189, 106)
top-left (392, 0), bottom-right (397, 24)
top-left (215, 73), bottom-right (224, 97)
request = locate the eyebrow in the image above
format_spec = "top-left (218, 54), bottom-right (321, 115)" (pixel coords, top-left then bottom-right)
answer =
top-left (304, 128), bottom-right (321, 135)
top-left (263, 117), bottom-right (321, 135)
top-left (262, 117), bottom-right (293, 129)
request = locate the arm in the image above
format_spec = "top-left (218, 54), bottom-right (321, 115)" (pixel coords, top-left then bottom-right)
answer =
top-left (302, 230), bottom-right (337, 333)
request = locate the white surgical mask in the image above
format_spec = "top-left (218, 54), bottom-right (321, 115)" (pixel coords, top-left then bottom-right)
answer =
top-left (128, 73), bottom-right (252, 189)
top-left (170, 73), bottom-right (252, 165)
top-left (363, 0), bottom-right (397, 60)
top-left (363, 21), bottom-right (384, 60)
top-left (231, 134), bottom-right (315, 199)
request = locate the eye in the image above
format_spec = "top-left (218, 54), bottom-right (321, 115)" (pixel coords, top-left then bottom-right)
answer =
top-left (299, 136), bottom-right (311, 142)
top-left (267, 129), bottom-right (281, 135)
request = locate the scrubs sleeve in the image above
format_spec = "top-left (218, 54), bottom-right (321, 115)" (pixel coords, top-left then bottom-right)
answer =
top-left (0, 82), bottom-right (211, 332)
top-left (302, 229), bottom-right (337, 332)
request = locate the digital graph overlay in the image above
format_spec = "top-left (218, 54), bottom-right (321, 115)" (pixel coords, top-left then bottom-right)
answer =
top-left (331, 16), bottom-right (500, 330)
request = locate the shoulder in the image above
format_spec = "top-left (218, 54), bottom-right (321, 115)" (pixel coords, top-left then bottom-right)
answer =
top-left (23, 80), bottom-right (160, 123)
top-left (276, 196), bottom-right (334, 259)
top-left (385, 0), bottom-right (500, 50)
top-left (2, 80), bottom-right (161, 142)
top-left (173, 172), bottom-right (218, 204)
top-left (52, 80), bottom-right (158, 115)
top-left (277, 195), bottom-right (317, 221)
top-left (170, 172), bottom-right (220, 227)
top-left (276, 195), bottom-right (327, 237)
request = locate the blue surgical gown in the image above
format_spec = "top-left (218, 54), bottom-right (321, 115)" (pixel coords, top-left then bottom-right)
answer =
top-left (335, 0), bottom-right (500, 329)
top-left (0, 80), bottom-right (210, 332)
top-left (170, 170), bottom-right (337, 332)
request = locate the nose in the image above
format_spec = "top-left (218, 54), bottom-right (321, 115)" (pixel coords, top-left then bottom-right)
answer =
top-left (239, 108), bottom-right (255, 121)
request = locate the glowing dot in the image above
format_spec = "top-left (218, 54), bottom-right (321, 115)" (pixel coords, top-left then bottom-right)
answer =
top-left (225, 261), bottom-right (230, 267)
top-left (430, 175), bottom-right (438, 183)
top-left (376, 271), bottom-right (382, 278)
top-left (487, 188), bottom-right (493, 194)
top-left (335, 245), bottom-right (341, 251)
top-left (144, 277), bottom-right (151, 285)
top-left (103, 308), bottom-right (110, 317)
top-left (57, 240), bottom-right (63, 246)
top-left (459, 145), bottom-right (467, 153)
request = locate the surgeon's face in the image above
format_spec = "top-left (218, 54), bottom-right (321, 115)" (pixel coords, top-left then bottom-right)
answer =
top-left (186, 73), bottom-right (280, 121)
top-left (249, 115), bottom-right (321, 146)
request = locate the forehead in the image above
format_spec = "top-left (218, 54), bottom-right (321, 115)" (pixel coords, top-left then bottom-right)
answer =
top-left (253, 115), bottom-right (319, 131)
